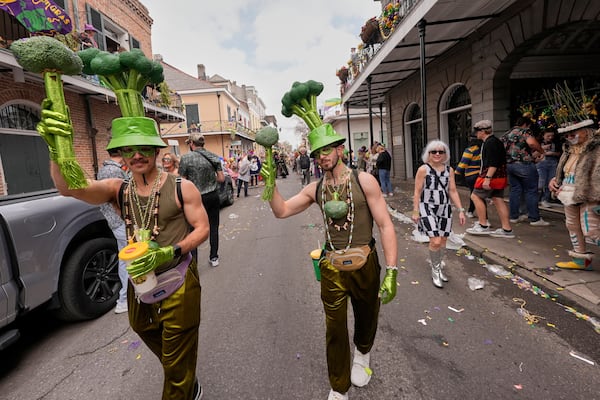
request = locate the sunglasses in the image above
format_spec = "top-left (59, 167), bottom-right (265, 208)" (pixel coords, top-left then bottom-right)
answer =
top-left (120, 146), bottom-right (156, 158)
top-left (162, 157), bottom-right (172, 162)
top-left (315, 146), bottom-right (336, 157)
top-left (429, 150), bottom-right (446, 155)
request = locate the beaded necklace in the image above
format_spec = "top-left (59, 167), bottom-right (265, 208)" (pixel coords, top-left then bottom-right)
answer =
top-left (321, 170), bottom-right (355, 252)
top-left (124, 171), bottom-right (162, 242)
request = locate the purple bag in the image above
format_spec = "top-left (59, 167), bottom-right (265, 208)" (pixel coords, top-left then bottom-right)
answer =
top-left (138, 253), bottom-right (192, 304)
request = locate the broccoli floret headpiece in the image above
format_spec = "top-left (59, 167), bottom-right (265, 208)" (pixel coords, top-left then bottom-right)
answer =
top-left (11, 36), bottom-right (82, 76)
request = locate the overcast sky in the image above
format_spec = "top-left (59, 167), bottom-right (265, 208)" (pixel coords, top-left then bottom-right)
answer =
top-left (143, 0), bottom-right (382, 144)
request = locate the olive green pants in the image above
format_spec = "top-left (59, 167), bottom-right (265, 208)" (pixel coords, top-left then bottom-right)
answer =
top-left (320, 250), bottom-right (381, 393)
top-left (128, 258), bottom-right (201, 400)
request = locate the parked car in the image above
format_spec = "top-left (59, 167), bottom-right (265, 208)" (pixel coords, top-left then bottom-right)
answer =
top-left (0, 190), bottom-right (118, 350)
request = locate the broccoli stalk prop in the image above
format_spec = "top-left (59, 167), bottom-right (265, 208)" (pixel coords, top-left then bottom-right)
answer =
top-left (78, 48), bottom-right (164, 117)
top-left (256, 127), bottom-right (279, 201)
top-left (281, 80), bottom-right (325, 131)
top-left (10, 36), bottom-right (87, 189)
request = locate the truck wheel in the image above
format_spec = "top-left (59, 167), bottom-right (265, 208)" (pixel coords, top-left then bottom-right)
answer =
top-left (223, 182), bottom-right (235, 206)
top-left (55, 237), bottom-right (119, 321)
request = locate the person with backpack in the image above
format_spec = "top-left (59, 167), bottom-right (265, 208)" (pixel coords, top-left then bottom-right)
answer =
top-left (179, 133), bottom-right (226, 267)
top-left (298, 145), bottom-right (312, 186)
top-left (502, 115), bottom-right (549, 226)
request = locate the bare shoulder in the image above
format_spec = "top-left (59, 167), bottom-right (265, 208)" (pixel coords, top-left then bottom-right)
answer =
top-left (356, 170), bottom-right (379, 193)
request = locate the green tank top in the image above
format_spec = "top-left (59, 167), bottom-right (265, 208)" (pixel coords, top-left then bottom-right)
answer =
top-left (316, 169), bottom-right (373, 250)
top-left (125, 173), bottom-right (189, 273)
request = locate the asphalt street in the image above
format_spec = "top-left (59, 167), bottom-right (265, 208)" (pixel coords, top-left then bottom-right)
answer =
top-left (0, 175), bottom-right (598, 400)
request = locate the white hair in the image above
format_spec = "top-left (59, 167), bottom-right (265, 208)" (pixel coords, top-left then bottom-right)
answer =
top-left (421, 140), bottom-right (451, 164)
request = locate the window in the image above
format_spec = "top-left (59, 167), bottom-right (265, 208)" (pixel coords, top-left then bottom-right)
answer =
top-left (86, 5), bottom-right (132, 52)
top-left (185, 104), bottom-right (200, 129)
top-left (440, 84), bottom-right (472, 169)
top-left (404, 103), bottom-right (424, 177)
top-left (0, 103), bottom-right (54, 195)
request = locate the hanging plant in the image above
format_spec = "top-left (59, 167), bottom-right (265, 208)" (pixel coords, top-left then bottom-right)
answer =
top-left (360, 17), bottom-right (383, 45)
top-left (379, 1), bottom-right (401, 40)
top-left (336, 66), bottom-right (349, 83)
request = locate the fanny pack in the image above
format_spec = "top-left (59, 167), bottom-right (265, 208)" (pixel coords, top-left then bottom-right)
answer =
top-left (138, 253), bottom-right (192, 304)
top-left (325, 244), bottom-right (372, 271)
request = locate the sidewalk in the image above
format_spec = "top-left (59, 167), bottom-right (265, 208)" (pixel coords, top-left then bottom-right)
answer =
top-left (387, 177), bottom-right (600, 317)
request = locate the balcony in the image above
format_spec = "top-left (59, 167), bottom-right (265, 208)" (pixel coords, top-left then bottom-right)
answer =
top-left (340, 0), bottom-right (516, 107)
top-left (0, 46), bottom-right (185, 123)
top-left (190, 120), bottom-right (256, 141)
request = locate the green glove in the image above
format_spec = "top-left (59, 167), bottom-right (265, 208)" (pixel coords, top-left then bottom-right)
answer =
top-left (126, 245), bottom-right (174, 279)
top-left (36, 98), bottom-right (73, 161)
top-left (379, 267), bottom-right (398, 304)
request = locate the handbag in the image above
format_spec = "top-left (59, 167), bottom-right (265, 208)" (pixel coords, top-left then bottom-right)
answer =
top-left (474, 166), bottom-right (507, 190)
top-left (325, 244), bottom-right (372, 271)
top-left (138, 253), bottom-right (192, 304)
top-left (556, 184), bottom-right (577, 206)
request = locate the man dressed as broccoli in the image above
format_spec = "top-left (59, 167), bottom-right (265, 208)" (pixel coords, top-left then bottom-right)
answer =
top-left (15, 38), bottom-right (209, 400)
top-left (259, 81), bottom-right (398, 400)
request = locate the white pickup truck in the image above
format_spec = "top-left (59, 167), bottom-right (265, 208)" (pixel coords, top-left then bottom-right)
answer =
top-left (0, 189), bottom-right (118, 350)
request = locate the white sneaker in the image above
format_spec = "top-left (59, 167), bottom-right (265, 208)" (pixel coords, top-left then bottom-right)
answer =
top-left (530, 218), bottom-right (550, 227)
top-left (540, 201), bottom-right (552, 208)
top-left (388, 193), bottom-right (393, 197)
top-left (327, 389), bottom-right (348, 400)
top-left (351, 349), bottom-right (372, 387)
top-left (466, 212), bottom-right (475, 218)
top-left (382, 193), bottom-right (387, 198)
top-left (509, 215), bottom-right (529, 223)
top-left (466, 223), bottom-right (491, 235)
top-left (114, 302), bottom-right (128, 314)
top-left (192, 379), bottom-right (203, 400)
top-left (489, 228), bottom-right (515, 238)
top-left (209, 257), bottom-right (219, 267)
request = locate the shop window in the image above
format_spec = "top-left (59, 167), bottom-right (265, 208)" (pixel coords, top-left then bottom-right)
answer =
top-left (0, 103), bottom-right (53, 195)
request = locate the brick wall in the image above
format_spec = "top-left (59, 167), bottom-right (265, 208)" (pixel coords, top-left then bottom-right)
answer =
top-left (71, 0), bottom-right (153, 55)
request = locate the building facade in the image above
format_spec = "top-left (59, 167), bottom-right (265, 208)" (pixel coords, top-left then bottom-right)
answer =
top-left (344, 0), bottom-right (600, 179)
top-left (0, 0), bottom-right (183, 195)
top-left (159, 61), bottom-right (274, 160)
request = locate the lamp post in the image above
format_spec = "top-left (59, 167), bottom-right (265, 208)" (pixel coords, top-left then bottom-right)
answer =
top-left (217, 92), bottom-right (224, 157)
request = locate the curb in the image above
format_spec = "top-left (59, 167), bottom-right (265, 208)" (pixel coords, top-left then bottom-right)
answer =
top-left (462, 237), bottom-right (600, 319)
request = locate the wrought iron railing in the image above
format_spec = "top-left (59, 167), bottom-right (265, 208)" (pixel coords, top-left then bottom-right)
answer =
top-left (339, 0), bottom-right (422, 96)
top-left (189, 119), bottom-right (256, 140)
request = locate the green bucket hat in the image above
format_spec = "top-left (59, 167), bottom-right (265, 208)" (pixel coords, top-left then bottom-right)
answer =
top-left (308, 124), bottom-right (346, 158)
top-left (106, 117), bottom-right (167, 150)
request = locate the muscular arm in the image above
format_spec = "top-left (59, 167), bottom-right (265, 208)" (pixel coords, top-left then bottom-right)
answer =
top-left (178, 179), bottom-right (209, 253)
top-left (359, 172), bottom-right (397, 266)
top-left (268, 181), bottom-right (317, 218)
top-left (50, 160), bottom-right (120, 205)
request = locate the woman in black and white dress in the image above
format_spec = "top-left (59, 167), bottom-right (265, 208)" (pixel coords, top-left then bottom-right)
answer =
top-left (412, 140), bottom-right (466, 288)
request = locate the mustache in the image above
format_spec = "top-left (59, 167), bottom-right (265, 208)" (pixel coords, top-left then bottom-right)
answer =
top-left (129, 159), bottom-right (149, 166)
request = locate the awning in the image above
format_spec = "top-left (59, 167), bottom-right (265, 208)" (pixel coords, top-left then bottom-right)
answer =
top-left (343, 0), bottom-right (516, 107)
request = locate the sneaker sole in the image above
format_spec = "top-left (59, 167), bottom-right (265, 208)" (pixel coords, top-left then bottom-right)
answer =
top-left (490, 233), bottom-right (515, 238)
top-left (466, 230), bottom-right (491, 235)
